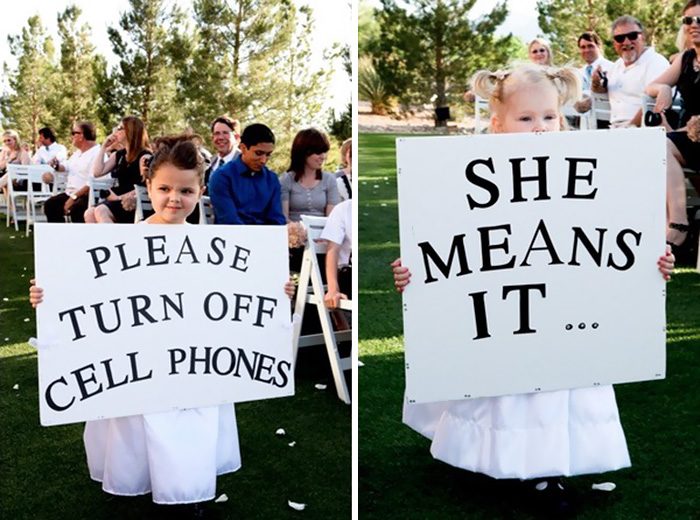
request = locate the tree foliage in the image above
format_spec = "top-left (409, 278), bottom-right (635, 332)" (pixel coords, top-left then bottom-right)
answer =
top-left (1, 15), bottom-right (57, 145)
top-left (55, 5), bottom-right (99, 143)
top-left (107, 0), bottom-right (186, 136)
top-left (372, 0), bottom-right (513, 125)
top-left (1, 0), bottom-right (340, 162)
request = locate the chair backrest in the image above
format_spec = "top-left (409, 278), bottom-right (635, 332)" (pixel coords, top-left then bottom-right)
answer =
top-left (590, 92), bottom-right (611, 126)
top-left (134, 185), bottom-right (153, 223)
top-left (640, 94), bottom-right (656, 127)
top-left (300, 214), bottom-right (329, 255)
top-left (474, 96), bottom-right (490, 134)
top-left (88, 176), bottom-right (116, 208)
top-left (198, 195), bottom-right (215, 225)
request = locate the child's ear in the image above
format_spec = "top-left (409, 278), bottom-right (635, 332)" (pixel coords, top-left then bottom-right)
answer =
top-left (491, 114), bottom-right (502, 133)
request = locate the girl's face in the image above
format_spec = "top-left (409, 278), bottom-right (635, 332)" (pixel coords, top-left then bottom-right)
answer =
top-left (305, 151), bottom-right (327, 171)
top-left (146, 163), bottom-right (202, 225)
top-left (684, 6), bottom-right (700, 45)
top-left (493, 83), bottom-right (561, 134)
top-left (529, 44), bottom-right (549, 65)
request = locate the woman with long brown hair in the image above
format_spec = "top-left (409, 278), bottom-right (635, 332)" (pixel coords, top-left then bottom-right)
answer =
top-left (85, 116), bottom-right (151, 223)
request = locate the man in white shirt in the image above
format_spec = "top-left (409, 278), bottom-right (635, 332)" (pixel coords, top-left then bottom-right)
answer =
top-left (32, 127), bottom-right (67, 165)
top-left (592, 15), bottom-right (669, 127)
top-left (42, 121), bottom-right (100, 222)
top-left (573, 32), bottom-right (614, 128)
top-left (321, 199), bottom-right (352, 309)
top-left (204, 115), bottom-right (241, 187)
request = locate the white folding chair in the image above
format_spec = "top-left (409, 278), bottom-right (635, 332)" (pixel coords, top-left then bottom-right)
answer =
top-left (197, 195), bottom-right (215, 224)
top-left (474, 96), bottom-right (490, 134)
top-left (87, 176), bottom-right (116, 209)
top-left (5, 164), bottom-right (31, 231)
top-left (134, 185), bottom-right (153, 223)
top-left (292, 215), bottom-right (353, 404)
top-left (24, 164), bottom-right (55, 235)
top-left (589, 92), bottom-right (611, 129)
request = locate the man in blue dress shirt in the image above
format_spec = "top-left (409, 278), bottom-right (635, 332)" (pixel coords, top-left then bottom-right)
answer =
top-left (208, 123), bottom-right (286, 225)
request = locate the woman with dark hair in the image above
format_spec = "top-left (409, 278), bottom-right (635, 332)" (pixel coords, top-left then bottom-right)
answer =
top-left (646, 0), bottom-right (700, 251)
top-left (85, 116), bottom-right (151, 223)
top-left (280, 128), bottom-right (340, 272)
top-left (280, 128), bottom-right (340, 222)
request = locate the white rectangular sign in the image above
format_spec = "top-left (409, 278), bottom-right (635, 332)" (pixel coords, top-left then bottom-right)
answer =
top-left (34, 223), bottom-right (294, 425)
top-left (397, 128), bottom-right (667, 404)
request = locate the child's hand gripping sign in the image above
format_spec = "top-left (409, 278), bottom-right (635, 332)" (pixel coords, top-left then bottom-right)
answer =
top-left (397, 128), bottom-right (667, 404)
top-left (34, 223), bottom-right (294, 426)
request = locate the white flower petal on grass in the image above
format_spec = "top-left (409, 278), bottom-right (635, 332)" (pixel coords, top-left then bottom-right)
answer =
top-left (10, 236), bottom-right (15, 239)
top-left (383, 177), bottom-right (388, 180)
top-left (358, 360), bottom-right (365, 367)
top-left (275, 428), bottom-right (286, 436)
top-left (288, 500), bottom-right (306, 511)
top-left (23, 267), bottom-right (27, 271)
top-left (12, 384), bottom-right (19, 390)
top-left (363, 213), bottom-right (369, 216)
top-left (380, 203), bottom-right (387, 207)
top-left (2, 298), bottom-right (8, 301)
top-left (214, 494), bottom-right (229, 503)
top-left (373, 185), bottom-right (379, 188)
top-left (23, 318), bottom-right (30, 322)
top-left (4, 338), bottom-right (9, 341)
top-left (592, 482), bottom-right (616, 492)
top-left (314, 383), bottom-right (327, 390)
top-left (288, 441), bottom-right (296, 447)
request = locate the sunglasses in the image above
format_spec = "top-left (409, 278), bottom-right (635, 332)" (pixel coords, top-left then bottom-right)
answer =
top-left (530, 48), bottom-right (547, 54)
top-left (681, 15), bottom-right (700, 25)
top-left (613, 31), bottom-right (641, 43)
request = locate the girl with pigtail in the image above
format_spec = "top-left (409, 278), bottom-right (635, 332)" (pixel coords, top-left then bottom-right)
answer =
top-left (30, 135), bottom-right (295, 519)
top-left (392, 64), bottom-right (675, 515)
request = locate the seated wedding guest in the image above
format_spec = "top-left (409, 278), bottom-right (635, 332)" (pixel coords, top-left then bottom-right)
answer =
top-left (336, 138), bottom-right (352, 202)
top-left (573, 32), bottom-right (614, 128)
top-left (42, 122), bottom-right (101, 223)
top-left (646, 0), bottom-right (700, 252)
top-left (280, 128), bottom-right (340, 222)
top-left (0, 130), bottom-right (31, 189)
top-left (528, 38), bottom-right (553, 66)
top-left (204, 115), bottom-right (241, 187)
top-left (592, 15), bottom-right (669, 127)
top-left (32, 127), bottom-right (67, 165)
top-left (208, 123), bottom-right (285, 225)
top-left (85, 116), bottom-right (151, 224)
top-left (281, 128), bottom-right (340, 271)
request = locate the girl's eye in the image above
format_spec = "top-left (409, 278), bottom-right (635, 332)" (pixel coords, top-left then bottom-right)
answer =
top-left (158, 186), bottom-right (169, 192)
top-left (182, 189), bottom-right (194, 194)
top-left (545, 115), bottom-right (557, 121)
top-left (518, 116), bottom-right (532, 122)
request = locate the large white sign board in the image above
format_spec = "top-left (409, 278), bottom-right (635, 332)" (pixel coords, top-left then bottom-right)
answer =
top-left (34, 224), bottom-right (294, 426)
top-left (397, 129), bottom-right (666, 404)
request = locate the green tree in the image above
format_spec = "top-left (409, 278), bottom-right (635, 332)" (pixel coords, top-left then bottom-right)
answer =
top-left (1, 15), bottom-right (57, 146)
top-left (107, 0), bottom-right (187, 136)
top-left (55, 5), bottom-right (99, 144)
top-left (373, 0), bottom-right (513, 126)
top-left (359, 0), bottom-right (381, 57)
top-left (180, 0), bottom-right (295, 137)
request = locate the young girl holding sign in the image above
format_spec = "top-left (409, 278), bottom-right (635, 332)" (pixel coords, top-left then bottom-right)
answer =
top-left (31, 135), bottom-right (294, 518)
top-left (392, 64), bottom-right (675, 515)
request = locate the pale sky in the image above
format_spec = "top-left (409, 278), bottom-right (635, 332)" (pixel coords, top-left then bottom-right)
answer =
top-left (0, 0), bottom-right (352, 113)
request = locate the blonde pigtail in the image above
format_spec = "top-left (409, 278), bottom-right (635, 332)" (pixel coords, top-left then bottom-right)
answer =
top-left (546, 66), bottom-right (581, 106)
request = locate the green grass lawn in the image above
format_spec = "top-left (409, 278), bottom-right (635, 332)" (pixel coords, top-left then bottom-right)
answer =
top-left (358, 132), bottom-right (700, 519)
top-left (0, 223), bottom-right (350, 520)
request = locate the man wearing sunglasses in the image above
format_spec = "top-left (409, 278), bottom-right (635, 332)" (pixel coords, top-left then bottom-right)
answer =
top-left (592, 15), bottom-right (669, 127)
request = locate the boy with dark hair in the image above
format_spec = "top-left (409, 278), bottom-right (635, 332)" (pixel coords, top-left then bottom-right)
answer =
top-left (208, 123), bottom-right (285, 225)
